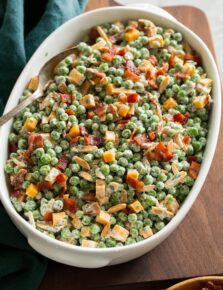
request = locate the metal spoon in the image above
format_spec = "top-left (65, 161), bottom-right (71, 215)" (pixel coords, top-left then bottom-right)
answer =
top-left (0, 46), bottom-right (79, 127)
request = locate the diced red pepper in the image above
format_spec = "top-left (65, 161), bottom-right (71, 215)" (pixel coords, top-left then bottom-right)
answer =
top-left (60, 94), bottom-right (72, 104)
top-left (65, 109), bottom-right (75, 115)
top-left (34, 135), bottom-right (43, 148)
top-left (81, 192), bottom-right (96, 201)
top-left (173, 113), bottom-right (186, 124)
top-left (43, 212), bottom-right (53, 222)
top-left (56, 173), bottom-right (68, 185)
top-left (57, 155), bottom-right (69, 171)
top-left (183, 135), bottom-right (191, 145)
top-left (127, 93), bottom-right (139, 103)
top-left (63, 196), bottom-right (77, 213)
top-left (145, 70), bottom-right (152, 80)
top-left (37, 181), bottom-right (53, 192)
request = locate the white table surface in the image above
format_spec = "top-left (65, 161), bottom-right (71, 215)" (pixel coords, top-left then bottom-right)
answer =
top-left (115, 0), bottom-right (223, 74)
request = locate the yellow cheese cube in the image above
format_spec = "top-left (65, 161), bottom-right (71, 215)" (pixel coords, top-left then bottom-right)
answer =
top-left (111, 224), bottom-right (129, 242)
top-left (52, 212), bottom-right (66, 227)
top-left (68, 125), bottom-right (80, 138)
top-left (81, 239), bottom-right (98, 248)
top-left (69, 68), bottom-right (85, 85)
top-left (80, 94), bottom-right (95, 108)
top-left (118, 104), bottom-right (130, 117)
top-left (129, 200), bottom-right (144, 213)
top-left (81, 226), bottom-right (91, 238)
top-left (127, 169), bottom-right (139, 180)
top-left (163, 98), bottom-right (177, 110)
top-left (103, 150), bottom-right (116, 163)
top-left (139, 226), bottom-right (153, 239)
top-left (23, 117), bottom-right (38, 132)
top-left (26, 183), bottom-right (38, 198)
top-left (125, 29), bottom-right (140, 42)
top-left (105, 131), bottom-right (116, 142)
top-left (193, 95), bottom-right (209, 109)
top-left (96, 210), bottom-right (111, 225)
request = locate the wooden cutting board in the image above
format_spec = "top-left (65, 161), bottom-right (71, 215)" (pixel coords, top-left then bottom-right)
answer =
top-left (39, 3), bottom-right (223, 290)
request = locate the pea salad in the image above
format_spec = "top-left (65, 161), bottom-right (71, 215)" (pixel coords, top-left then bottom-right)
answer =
top-left (5, 19), bottom-right (212, 248)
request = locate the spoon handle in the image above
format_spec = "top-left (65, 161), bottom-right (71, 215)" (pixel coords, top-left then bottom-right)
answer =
top-left (0, 90), bottom-right (42, 127)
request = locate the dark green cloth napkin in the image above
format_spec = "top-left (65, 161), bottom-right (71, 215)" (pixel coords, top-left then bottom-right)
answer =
top-left (0, 0), bottom-right (88, 289)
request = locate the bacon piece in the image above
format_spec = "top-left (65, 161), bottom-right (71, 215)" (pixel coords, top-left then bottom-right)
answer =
top-left (168, 55), bottom-right (175, 68)
top-left (118, 47), bottom-right (128, 56)
top-left (10, 169), bottom-right (27, 190)
top-left (126, 60), bottom-right (140, 75)
top-left (43, 212), bottom-right (53, 222)
top-left (56, 173), bottom-right (68, 195)
top-left (88, 27), bottom-right (100, 45)
top-left (173, 113), bottom-right (189, 124)
top-left (57, 155), bottom-right (69, 171)
top-left (10, 190), bottom-right (22, 198)
top-left (188, 156), bottom-right (197, 163)
top-left (127, 176), bottom-right (144, 192)
top-left (94, 105), bottom-right (107, 117)
top-left (60, 93), bottom-right (72, 104)
top-left (148, 132), bottom-right (156, 141)
top-left (65, 109), bottom-right (75, 115)
top-left (133, 134), bottom-right (149, 145)
top-left (124, 69), bottom-right (139, 82)
top-left (148, 55), bottom-right (157, 66)
top-left (81, 192), bottom-right (96, 201)
top-left (84, 135), bottom-right (90, 145)
top-left (188, 161), bottom-right (201, 179)
top-left (37, 181), bottom-right (53, 192)
top-left (88, 135), bottom-right (103, 146)
top-left (127, 93), bottom-right (139, 103)
top-left (176, 72), bottom-right (189, 80)
top-left (83, 202), bottom-right (100, 216)
top-left (63, 196), bottom-right (77, 213)
top-left (184, 53), bottom-right (202, 64)
top-left (9, 142), bottom-right (17, 153)
top-left (146, 142), bottom-right (173, 162)
top-left (70, 136), bottom-right (80, 144)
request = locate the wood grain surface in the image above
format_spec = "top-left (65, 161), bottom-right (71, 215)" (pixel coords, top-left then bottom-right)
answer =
top-left (39, 3), bottom-right (223, 290)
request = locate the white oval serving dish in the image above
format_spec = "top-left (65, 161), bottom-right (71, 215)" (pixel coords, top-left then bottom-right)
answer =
top-left (0, 6), bottom-right (221, 268)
